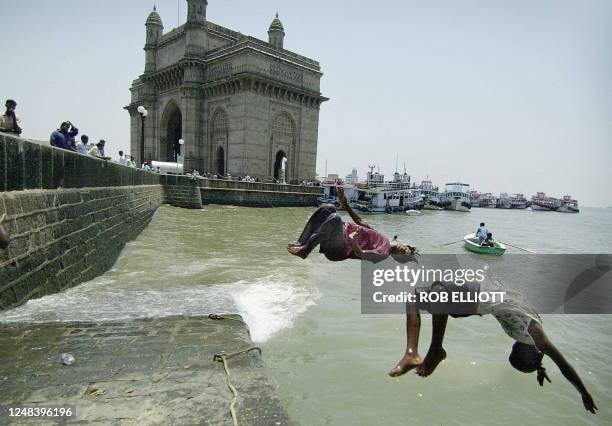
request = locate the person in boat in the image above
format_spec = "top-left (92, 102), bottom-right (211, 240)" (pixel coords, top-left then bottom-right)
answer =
top-left (481, 232), bottom-right (495, 247)
top-left (287, 186), bottom-right (417, 262)
top-left (388, 279), bottom-right (597, 414)
top-left (476, 222), bottom-right (488, 244)
top-left (0, 214), bottom-right (10, 250)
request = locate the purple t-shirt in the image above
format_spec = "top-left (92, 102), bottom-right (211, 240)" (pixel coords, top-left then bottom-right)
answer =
top-left (344, 222), bottom-right (391, 260)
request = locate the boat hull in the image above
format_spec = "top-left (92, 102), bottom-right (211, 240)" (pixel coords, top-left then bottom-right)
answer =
top-left (531, 203), bottom-right (557, 211)
top-left (463, 235), bottom-right (506, 255)
top-left (557, 206), bottom-right (579, 213)
top-left (446, 199), bottom-right (471, 212)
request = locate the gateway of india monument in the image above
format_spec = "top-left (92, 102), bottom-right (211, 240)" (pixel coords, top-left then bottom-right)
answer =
top-left (126, 0), bottom-right (328, 181)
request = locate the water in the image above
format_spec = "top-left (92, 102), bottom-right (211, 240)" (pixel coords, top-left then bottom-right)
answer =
top-left (1, 205), bottom-right (611, 425)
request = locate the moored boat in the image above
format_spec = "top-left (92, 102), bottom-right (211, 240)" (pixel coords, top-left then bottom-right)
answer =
top-left (531, 192), bottom-right (560, 211)
top-left (463, 234), bottom-right (506, 255)
top-left (510, 193), bottom-right (528, 209)
top-left (557, 195), bottom-right (579, 213)
top-left (444, 183), bottom-right (471, 212)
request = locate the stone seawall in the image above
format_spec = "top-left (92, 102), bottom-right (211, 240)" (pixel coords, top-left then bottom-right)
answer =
top-left (0, 134), bottom-right (165, 311)
top-left (0, 186), bottom-right (163, 311)
top-left (161, 174), bottom-right (203, 209)
top-left (199, 178), bottom-right (323, 207)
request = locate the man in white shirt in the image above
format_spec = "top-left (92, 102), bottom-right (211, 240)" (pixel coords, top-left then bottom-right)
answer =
top-left (0, 99), bottom-right (22, 136)
top-left (76, 135), bottom-right (89, 155)
top-left (88, 141), bottom-right (103, 157)
top-left (118, 150), bottom-right (127, 165)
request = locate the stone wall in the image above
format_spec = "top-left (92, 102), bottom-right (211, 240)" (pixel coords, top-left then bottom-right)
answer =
top-left (198, 178), bottom-right (322, 207)
top-left (161, 174), bottom-right (203, 209)
top-left (0, 133), bottom-right (164, 312)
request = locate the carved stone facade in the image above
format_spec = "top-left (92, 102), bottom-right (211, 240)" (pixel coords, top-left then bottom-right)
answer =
top-left (126, 1), bottom-right (327, 180)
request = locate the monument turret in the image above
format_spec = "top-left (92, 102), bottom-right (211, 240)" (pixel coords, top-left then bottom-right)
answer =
top-left (268, 13), bottom-right (285, 49)
top-left (185, 0), bottom-right (208, 55)
top-left (144, 6), bottom-right (163, 73)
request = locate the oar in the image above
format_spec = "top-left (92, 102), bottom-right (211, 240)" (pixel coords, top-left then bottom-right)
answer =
top-left (440, 239), bottom-right (465, 247)
top-left (499, 241), bottom-right (536, 253)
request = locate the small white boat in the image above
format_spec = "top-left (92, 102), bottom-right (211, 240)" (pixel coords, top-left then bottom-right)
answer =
top-left (405, 210), bottom-right (421, 216)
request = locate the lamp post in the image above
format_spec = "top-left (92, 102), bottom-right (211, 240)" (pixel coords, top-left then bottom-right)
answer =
top-left (137, 106), bottom-right (148, 166)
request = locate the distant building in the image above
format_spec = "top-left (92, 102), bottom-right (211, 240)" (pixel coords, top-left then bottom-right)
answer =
top-left (126, 1), bottom-right (328, 180)
top-left (345, 168), bottom-right (358, 184)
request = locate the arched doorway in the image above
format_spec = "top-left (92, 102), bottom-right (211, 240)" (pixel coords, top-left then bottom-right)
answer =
top-left (211, 109), bottom-right (229, 175)
top-left (274, 150), bottom-right (286, 181)
top-left (216, 146), bottom-right (225, 176)
top-left (270, 113), bottom-right (296, 180)
top-left (161, 102), bottom-right (182, 162)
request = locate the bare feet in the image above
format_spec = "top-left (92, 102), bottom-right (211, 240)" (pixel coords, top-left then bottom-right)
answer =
top-left (287, 244), bottom-right (308, 259)
top-left (389, 353), bottom-right (422, 377)
top-left (416, 348), bottom-right (446, 377)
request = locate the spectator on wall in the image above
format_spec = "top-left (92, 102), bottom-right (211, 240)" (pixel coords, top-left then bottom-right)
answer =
top-left (0, 214), bottom-right (10, 250)
top-left (88, 141), bottom-right (104, 157)
top-left (76, 135), bottom-right (89, 155)
top-left (98, 139), bottom-right (107, 157)
top-left (0, 99), bottom-right (22, 136)
top-left (118, 150), bottom-right (126, 165)
top-left (50, 121), bottom-right (78, 151)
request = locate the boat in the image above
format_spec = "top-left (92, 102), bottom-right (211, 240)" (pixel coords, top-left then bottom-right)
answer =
top-left (418, 179), bottom-right (446, 210)
top-left (463, 234), bottom-right (506, 255)
top-left (479, 193), bottom-right (497, 208)
top-left (469, 191), bottom-right (481, 208)
top-left (405, 209), bottom-right (421, 216)
top-left (319, 180), bottom-right (355, 207)
top-left (557, 195), bottom-right (579, 213)
top-left (531, 192), bottom-right (560, 211)
top-left (496, 193), bottom-right (512, 209)
top-left (349, 166), bottom-right (424, 214)
top-left (443, 183), bottom-right (471, 212)
top-left (510, 193), bottom-right (528, 209)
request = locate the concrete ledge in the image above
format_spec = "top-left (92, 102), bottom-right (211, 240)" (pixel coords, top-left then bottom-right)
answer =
top-left (0, 315), bottom-right (292, 425)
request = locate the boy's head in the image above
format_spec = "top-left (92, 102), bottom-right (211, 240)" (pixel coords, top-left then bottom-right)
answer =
top-left (509, 341), bottom-right (543, 373)
top-left (390, 236), bottom-right (419, 263)
top-left (480, 222), bottom-right (485, 227)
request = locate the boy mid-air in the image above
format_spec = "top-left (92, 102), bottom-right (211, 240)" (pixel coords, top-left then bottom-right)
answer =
top-left (389, 280), bottom-right (597, 414)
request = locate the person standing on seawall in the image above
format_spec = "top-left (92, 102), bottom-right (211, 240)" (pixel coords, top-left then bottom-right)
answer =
top-left (50, 121), bottom-right (78, 151)
top-left (0, 99), bottom-right (22, 136)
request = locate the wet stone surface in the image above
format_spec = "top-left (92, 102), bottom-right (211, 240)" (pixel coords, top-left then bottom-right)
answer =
top-left (0, 315), bottom-right (292, 425)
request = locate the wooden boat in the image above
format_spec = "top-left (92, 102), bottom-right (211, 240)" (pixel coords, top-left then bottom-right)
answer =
top-left (463, 234), bottom-right (506, 255)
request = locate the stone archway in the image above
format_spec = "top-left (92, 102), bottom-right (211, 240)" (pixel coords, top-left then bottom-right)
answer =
top-left (270, 113), bottom-right (297, 180)
top-left (274, 150), bottom-right (286, 181)
top-left (160, 102), bottom-right (182, 162)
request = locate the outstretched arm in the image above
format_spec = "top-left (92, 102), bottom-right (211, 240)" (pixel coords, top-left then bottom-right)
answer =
top-left (337, 186), bottom-right (371, 229)
top-left (528, 321), bottom-right (597, 414)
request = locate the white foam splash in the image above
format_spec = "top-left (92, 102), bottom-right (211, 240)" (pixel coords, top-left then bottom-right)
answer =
top-left (232, 276), bottom-right (320, 343)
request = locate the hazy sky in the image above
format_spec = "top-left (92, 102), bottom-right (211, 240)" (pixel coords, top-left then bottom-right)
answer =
top-left (1, 0), bottom-right (610, 206)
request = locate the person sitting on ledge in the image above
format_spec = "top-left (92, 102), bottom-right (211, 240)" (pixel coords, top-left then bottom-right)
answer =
top-left (0, 99), bottom-right (22, 136)
top-left (0, 214), bottom-right (10, 250)
top-left (288, 186), bottom-right (417, 262)
top-left (388, 280), bottom-right (597, 414)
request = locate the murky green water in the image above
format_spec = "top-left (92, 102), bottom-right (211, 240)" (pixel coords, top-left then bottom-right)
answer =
top-left (2, 205), bottom-right (611, 425)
